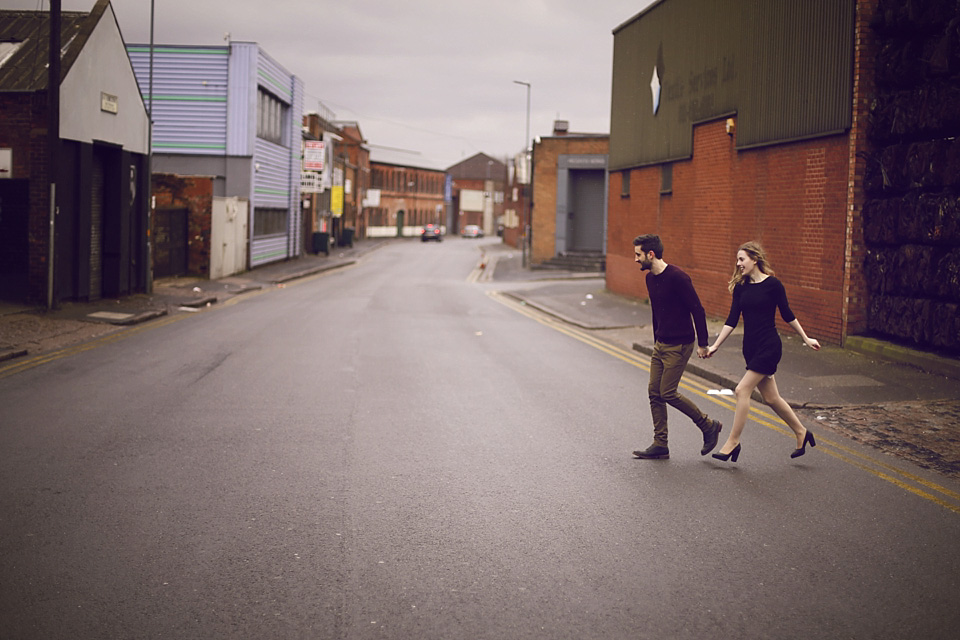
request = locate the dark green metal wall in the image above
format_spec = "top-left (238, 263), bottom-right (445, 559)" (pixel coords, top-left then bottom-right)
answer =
top-left (610, 0), bottom-right (855, 170)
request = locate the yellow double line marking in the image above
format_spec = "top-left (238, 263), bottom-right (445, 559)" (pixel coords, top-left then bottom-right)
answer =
top-left (488, 290), bottom-right (960, 515)
top-left (0, 268), bottom-right (351, 380)
top-left (0, 313), bottom-right (190, 380)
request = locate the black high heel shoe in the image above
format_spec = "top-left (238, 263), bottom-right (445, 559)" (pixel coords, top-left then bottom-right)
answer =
top-left (791, 430), bottom-right (816, 458)
top-left (712, 443), bottom-right (741, 462)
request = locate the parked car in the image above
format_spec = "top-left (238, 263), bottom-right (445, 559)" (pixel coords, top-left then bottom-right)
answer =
top-left (461, 225), bottom-right (483, 238)
top-left (421, 224), bottom-right (442, 242)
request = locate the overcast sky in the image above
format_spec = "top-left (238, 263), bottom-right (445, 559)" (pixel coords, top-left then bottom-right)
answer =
top-left (11, 0), bottom-right (657, 169)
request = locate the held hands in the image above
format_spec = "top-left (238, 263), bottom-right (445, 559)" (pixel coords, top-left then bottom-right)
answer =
top-left (805, 338), bottom-right (821, 351)
top-left (699, 345), bottom-right (718, 359)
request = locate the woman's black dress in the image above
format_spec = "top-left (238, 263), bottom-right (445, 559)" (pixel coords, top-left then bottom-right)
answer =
top-left (724, 276), bottom-right (796, 376)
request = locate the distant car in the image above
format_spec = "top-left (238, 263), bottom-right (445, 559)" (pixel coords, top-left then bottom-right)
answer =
top-left (461, 225), bottom-right (483, 238)
top-left (421, 224), bottom-right (442, 242)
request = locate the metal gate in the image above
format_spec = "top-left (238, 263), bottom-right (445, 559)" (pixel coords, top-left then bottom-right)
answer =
top-left (153, 208), bottom-right (188, 277)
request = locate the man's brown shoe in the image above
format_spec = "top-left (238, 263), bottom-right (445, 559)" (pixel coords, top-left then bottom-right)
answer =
top-left (633, 444), bottom-right (670, 459)
top-left (701, 420), bottom-right (722, 455)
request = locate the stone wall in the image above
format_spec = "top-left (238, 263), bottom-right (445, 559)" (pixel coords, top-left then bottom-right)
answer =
top-left (863, 0), bottom-right (960, 353)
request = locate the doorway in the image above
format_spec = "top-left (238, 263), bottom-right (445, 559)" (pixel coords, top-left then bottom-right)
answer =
top-left (153, 208), bottom-right (188, 277)
top-left (0, 179), bottom-right (29, 302)
top-left (567, 169), bottom-right (606, 252)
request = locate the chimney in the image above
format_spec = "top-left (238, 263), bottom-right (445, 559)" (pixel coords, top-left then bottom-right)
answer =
top-left (553, 120), bottom-right (569, 135)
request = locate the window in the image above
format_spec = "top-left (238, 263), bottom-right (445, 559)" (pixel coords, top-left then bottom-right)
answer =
top-left (253, 208), bottom-right (287, 237)
top-left (660, 164), bottom-right (673, 194)
top-left (257, 88), bottom-right (287, 145)
top-left (621, 169), bottom-right (631, 197)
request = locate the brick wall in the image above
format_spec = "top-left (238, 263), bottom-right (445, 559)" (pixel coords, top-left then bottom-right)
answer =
top-left (370, 163), bottom-right (445, 230)
top-left (841, 0), bottom-right (878, 339)
top-left (530, 136), bottom-right (609, 263)
top-left (1, 92), bottom-right (57, 305)
top-left (607, 118), bottom-right (852, 345)
top-left (152, 173), bottom-right (213, 277)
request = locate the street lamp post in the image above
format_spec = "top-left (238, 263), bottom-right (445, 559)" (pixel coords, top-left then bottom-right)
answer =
top-left (513, 80), bottom-right (531, 267)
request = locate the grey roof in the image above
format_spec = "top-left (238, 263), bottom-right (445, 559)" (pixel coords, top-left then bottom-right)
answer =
top-left (0, 0), bottom-right (110, 92)
top-left (446, 152), bottom-right (508, 180)
top-left (369, 146), bottom-right (445, 172)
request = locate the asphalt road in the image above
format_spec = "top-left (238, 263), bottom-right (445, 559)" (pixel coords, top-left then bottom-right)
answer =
top-left (1, 238), bottom-right (959, 639)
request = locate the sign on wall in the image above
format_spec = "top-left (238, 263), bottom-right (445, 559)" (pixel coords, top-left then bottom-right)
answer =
top-left (304, 140), bottom-right (325, 171)
top-left (0, 148), bottom-right (11, 178)
top-left (331, 186), bottom-right (344, 217)
top-left (363, 189), bottom-right (381, 207)
top-left (459, 189), bottom-right (484, 212)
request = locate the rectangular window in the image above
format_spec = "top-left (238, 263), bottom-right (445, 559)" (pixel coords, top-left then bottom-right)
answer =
top-left (253, 207), bottom-right (287, 237)
top-left (621, 169), bottom-right (631, 197)
top-left (660, 164), bottom-right (673, 194)
top-left (257, 88), bottom-right (287, 145)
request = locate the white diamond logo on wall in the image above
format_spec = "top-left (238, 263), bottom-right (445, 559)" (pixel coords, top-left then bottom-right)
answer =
top-left (650, 65), bottom-right (661, 115)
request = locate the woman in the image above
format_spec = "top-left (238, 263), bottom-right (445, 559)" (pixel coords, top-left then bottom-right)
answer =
top-left (705, 242), bottom-right (820, 462)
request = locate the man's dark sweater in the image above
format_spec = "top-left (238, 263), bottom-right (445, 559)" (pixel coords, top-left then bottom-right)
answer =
top-left (646, 264), bottom-right (709, 347)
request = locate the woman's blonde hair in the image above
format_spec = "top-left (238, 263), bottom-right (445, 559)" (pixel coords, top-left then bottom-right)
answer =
top-left (728, 241), bottom-right (775, 292)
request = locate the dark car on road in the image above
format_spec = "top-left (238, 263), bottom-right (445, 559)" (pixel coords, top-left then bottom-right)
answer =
top-left (421, 224), bottom-right (442, 242)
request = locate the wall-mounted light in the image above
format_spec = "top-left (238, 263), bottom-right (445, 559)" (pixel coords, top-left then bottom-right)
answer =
top-left (725, 118), bottom-right (736, 136)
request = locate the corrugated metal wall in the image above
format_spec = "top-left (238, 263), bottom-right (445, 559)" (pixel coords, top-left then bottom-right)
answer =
top-left (127, 46), bottom-right (229, 155)
top-left (227, 43), bottom-right (257, 157)
top-left (610, 0), bottom-right (854, 170)
top-left (129, 42), bottom-right (302, 269)
top-left (249, 48), bottom-right (303, 267)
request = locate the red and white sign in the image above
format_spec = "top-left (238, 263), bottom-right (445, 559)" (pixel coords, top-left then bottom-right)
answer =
top-left (303, 140), bottom-right (325, 171)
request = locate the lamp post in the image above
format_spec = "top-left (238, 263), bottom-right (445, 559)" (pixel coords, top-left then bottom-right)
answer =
top-left (513, 80), bottom-right (530, 267)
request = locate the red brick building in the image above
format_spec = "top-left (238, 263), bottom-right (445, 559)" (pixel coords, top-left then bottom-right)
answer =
top-left (606, 0), bottom-right (875, 346)
top-left (334, 122), bottom-right (371, 240)
top-left (0, 1), bottom-right (150, 305)
top-left (446, 153), bottom-right (508, 237)
top-left (529, 124), bottom-right (609, 265)
top-left (366, 148), bottom-right (446, 238)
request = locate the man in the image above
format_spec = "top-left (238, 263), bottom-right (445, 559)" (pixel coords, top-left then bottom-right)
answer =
top-left (632, 234), bottom-right (722, 459)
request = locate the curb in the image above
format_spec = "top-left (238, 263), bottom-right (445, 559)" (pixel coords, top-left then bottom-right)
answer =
top-left (271, 260), bottom-right (356, 284)
top-left (499, 292), bottom-right (637, 331)
top-left (844, 335), bottom-right (960, 382)
top-left (0, 348), bottom-right (28, 363)
top-left (176, 295), bottom-right (218, 309)
top-left (116, 309), bottom-right (169, 325)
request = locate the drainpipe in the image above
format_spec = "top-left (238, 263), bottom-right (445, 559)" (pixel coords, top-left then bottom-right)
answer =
top-left (47, 0), bottom-right (61, 310)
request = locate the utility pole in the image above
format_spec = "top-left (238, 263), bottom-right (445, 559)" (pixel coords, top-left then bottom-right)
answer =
top-left (47, 0), bottom-right (61, 309)
top-left (146, 0), bottom-right (155, 293)
top-left (513, 80), bottom-right (531, 268)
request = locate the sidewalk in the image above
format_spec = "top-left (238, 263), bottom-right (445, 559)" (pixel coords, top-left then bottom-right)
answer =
top-left (481, 242), bottom-right (960, 478)
top-left (0, 238), bottom-right (386, 362)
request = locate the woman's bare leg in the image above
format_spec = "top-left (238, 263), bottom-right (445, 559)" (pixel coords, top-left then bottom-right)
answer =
top-left (716, 369), bottom-right (767, 454)
top-left (757, 375), bottom-right (808, 447)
